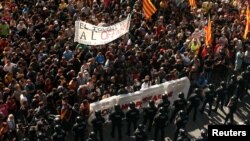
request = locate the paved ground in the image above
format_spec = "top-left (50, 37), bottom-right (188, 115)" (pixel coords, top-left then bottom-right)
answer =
top-left (66, 91), bottom-right (250, 141)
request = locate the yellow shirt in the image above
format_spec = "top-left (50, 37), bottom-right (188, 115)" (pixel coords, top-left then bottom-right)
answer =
top-left (202, 2), bottom-right (212, 13)
top-left (190, 42), bottom-right (200, 55)
top-left (59, 2), bottom-right (68, 10)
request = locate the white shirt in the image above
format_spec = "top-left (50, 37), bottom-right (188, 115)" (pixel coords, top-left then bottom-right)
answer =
top-left (16, 23), bottom-right (27, 31)
top-left (7, 120), bottom-right (15, 130)
top-left (244, 50), bottom-right (250, 64)
top-left (140, 81), bottom-right (151, 90)
top-left (182, 55), bottom-right (191, 66)
top-left (235, 40), bottom-right (243, 51)
top-left (81, 6), bottom-right (90, 15)
top-left (20, 94), bottom-right (27, 104)
top-left (3, 63), bottom-right (16, 73)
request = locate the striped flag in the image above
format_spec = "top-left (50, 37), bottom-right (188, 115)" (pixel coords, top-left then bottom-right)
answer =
top-left (243, 7), bottom-right (250, 39)
top-left (205, 15), bottom-right (212, 46)
top-left (143, 0), bottom-right (157, 20)
top-left (189, 0), bottom-right (196, 8)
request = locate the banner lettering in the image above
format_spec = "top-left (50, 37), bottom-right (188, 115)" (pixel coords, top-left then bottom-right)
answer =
top-left (74, 15), bottom-right (131, 45)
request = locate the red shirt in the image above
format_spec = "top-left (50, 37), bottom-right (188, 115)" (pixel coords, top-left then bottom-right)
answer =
top-left (155, 25), bottom-right (166, 37)
top-left (0, 39), bottom-right (9, 52)
top-left (0, 104), bottom-right (8, 117)
top-left (6, 99), bottom-right (16, 111)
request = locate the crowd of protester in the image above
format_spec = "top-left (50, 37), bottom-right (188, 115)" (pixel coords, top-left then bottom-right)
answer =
top-left (0, 0), bottom-right (250, 141)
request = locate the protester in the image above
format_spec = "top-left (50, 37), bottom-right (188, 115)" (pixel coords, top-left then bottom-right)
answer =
top-left (0, 0), bottom-right (249, 141)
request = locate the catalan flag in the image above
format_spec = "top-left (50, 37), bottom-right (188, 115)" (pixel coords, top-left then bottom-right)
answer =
top-left (243, 7), bottom-right (250, 39)
top-left (189, 0), bottom-right (196, 8)
top-left (143, 0), bottom-right (157, 20)
top-left (205, 15), bottom-right (212, 46)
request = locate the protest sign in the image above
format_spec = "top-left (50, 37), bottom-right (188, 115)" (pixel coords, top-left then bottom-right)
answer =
top-left (88, 77), bottom-right (190, 125)
top-left (74, 15), bottom-right (131, 45)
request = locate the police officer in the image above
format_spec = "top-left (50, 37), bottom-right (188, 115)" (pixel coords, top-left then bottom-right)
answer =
top-left (134, 124), bottom-right (147, 141)
top-left (52, 125), bottom-right (66, 141)
top-left (72, 116), bottom-right (86, 141)
top-left (224, 120), bottom-right (233, 125)
top-left (170, 92), bottom-right (188, 122)
top-left (174, 110), bottom-right (189, 141)
top-left (143, 100), bottom-right (157, 132)
top-left (241, 72), bottom-right (248, 96)
top-left (236, 75), bottom-right (245, 100)
top-left (126, 102), bottom-right (140, 136)
top-left (246, 66), bottom-right (250, 89)
top-left (200, 84), bottom-right (215, 116)
top-left (86, 132), bottom-right (99, 141)
top-left (196, 129), bottom-right (208, 141)
top-left (37, 131), bottom-right (49, 141)
top-left (214, 81), bottom-right (227, 112)
top-left (187, 88), bottom-right (202, 121)
top-left (244, 119), bottom-right (250, 125)
top-left (176, 129), bottom-right (190, 141)
top-left (109, 104), bottom-right (125, 140)
top-left (224, 96), bottom-right (238, 124)
top-left (54, 117), bottom-right (61, 125)
top-left (158, 94), bottom-right (170, 113)
top-left (225, 75), bottom-right (237, 106)
top-left (91, 110), bottom-right (105, 141)
top-left (21, 138), bottom-right (30, 141)
top-left (153, 107), bottom-right (169, 141)
top-left (28, 126), bottom-right (37, 141)
top-left (53, 117), bottom-right (62, 132)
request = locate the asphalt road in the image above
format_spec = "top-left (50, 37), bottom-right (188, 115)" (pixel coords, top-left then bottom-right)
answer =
top-left (66, 91), bottom-right (250, 141)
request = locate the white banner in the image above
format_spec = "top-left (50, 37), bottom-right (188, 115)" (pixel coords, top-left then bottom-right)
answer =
top-left (74, 15), bottom-right (131, 45)
top-left (88, 77), bottom-right (190, 125)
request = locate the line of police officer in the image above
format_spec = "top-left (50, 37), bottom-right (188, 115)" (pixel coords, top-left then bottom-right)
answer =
top-left (105, 67), bottom-right (249, 141)
top-left (21, 66), bottom-right (250, 141)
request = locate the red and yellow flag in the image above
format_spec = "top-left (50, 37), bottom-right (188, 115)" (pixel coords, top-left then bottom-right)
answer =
top-left (205, 15), bottom-right (212, 46)
top-left (143, 0), bottom-right (157, 20)
top-left (189, 0), bottom-right (196, 8)
top-left (243, 7), bottom-right (250, 39)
